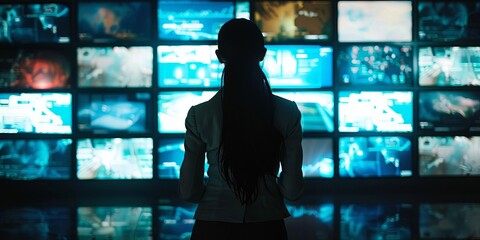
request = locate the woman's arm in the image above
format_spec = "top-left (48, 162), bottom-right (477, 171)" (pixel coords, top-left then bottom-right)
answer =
top-left (278, 103), bottom-right (304, 201)
top-left (179, 107), bottom-right (207, 202)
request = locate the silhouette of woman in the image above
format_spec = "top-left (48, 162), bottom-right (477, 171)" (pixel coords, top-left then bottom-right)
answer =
top-left (179, 18), bottom-right (304, 240)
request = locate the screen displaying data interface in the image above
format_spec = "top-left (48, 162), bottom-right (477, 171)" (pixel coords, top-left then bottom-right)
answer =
top-left (158, 1), bottom-right (235, 40)
top-left (78, 2), bottom-right (151, 42)
top-left (0, 93), bottom-right (72, 134)
top-left (158, 91), bottom-right (216, 133)
top-left (276, 91), bottom-right (334, 132)
top-left (339, 137), bottom-right (412, 178)
top-left (0, 49), bottom-right (71, 89)
top-left (0, 139), bottom-right (72, 180)
top-left (158, 45), bottom-right (222, 88)
top-left (78, 207), bottom-right (152, 239)
top-left (418, 136), bottom-right (480, 176)
top-left (158, 138), bottom-right (208, 179)
top-left (419, 91), bottom-right (480, 132)
top-left (337, 45), bottom-right (413, 85)
top-left (0, 4), bottom-right (70, 43)
top-left (418, 2), bottom-right (480, 42)
top-left (338, 91), bottom-right (413, 132)
top-left (254, 1), bottom-right (332, 42)
top-left (338, 1), bottom-right (412, 42)
top-left (76, 138), bottom-right (153, 180)
top-left (418, 47), bottom-right (480, 86)
top-left (264, 45), bottom-right (332, 88)
top-left (78, 47), bottom-right (153, 88)
top-left (78, 93), bottom-right (151, 133)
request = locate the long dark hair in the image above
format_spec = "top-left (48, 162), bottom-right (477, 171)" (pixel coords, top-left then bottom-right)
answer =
top-left (217, 19), bottom-right (283, 205)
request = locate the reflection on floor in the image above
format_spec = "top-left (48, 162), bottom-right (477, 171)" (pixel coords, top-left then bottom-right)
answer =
top-left (1, 194), bottom-right (480, 240)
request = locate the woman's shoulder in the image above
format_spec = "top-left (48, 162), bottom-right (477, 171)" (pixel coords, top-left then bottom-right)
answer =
top-left (272, 94), bottom-right (299, 110)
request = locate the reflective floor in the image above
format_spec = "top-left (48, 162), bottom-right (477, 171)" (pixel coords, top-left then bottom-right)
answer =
top-left (1, 194), bottom-right (479, 240)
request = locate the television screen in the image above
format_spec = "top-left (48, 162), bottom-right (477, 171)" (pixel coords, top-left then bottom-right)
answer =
top-left (77, 93), bottom-right (151, 133)
top-left (337, 1), bottom-right (412, 42)
top-left (0, 4), bottom-right (70, 43)
top-left (0, 49), bottom-right (71, 89)
top-left (0, 93), bottom-right (72, 134)
top-left (78, 2), bottom-right (151, 42)
top-left (302, 138), bottom-right (333, 178)
top-left (419, 91), bottom-right (480, 132)
top-left (341, 204), bottom-right (413, 240)
top-left (78, 47), bottom-right (153, 88)
top-left (158, 0), bottom-right (234, 40)
top-left (418, 47), bottom-right (480, 86)
top-left (339, 136), bottom-right (412, 178)
top-left (275, 91), bottom-right (334, 132)
top-left (158, 91), bottom-right (216, 133)
top-left (264, 45), bottom-right (333, 88)
top-left (158, 45), bottom-right (222, 88)
top-left (420, 204), bottom-right (480, 239)
top-left (418, 136), bottom-right (480, 176)
top-left (418, 2), bottom-right (480, 41)
top-left (159, 138), bottom-right (208, 179)
top-left (76, 138), bottom-right (153, 180)
top-left (0, 139), bottom-right (71, 180)
top-left (338, 91), bottom-right (413, 132)
top-left (235, 1), bottom-right (250, 19)
top-left (78, 207), bottom-right (152, 239)
top-left (337, 45), bottom-right (413, 85)
top-left (254, 1), bottom-right (332, 42)
top-left (158, 203), bottom-right (196, 240)
top-left (285, 201), bottom-right (333, 240)
top-left (0, 208), bottom-right (70, 239)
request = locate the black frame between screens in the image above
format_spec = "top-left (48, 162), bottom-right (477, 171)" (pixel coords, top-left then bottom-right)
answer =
top-left (0, 0), bottom-right (479, 195)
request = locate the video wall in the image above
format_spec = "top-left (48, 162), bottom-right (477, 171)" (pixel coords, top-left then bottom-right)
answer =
top-left (1, 0), bottom-right (480, 182)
